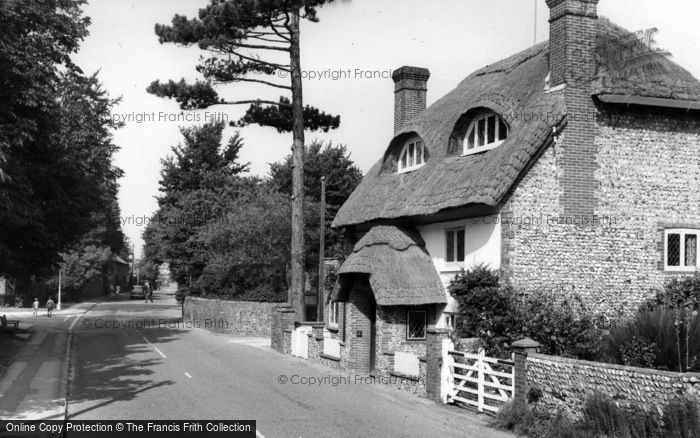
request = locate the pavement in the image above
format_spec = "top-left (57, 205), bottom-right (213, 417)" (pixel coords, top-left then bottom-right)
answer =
top-left (0, 287), bottom-right (513, 437)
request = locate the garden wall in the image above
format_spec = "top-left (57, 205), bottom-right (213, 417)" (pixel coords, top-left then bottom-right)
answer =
top-left (523, 351), bottom-right (700, 417)
top-left (184, 296), bottom-right (277, 337)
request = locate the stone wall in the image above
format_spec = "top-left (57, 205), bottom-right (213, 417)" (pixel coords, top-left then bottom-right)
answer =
top-left (524, 352), bottom-right (700, 418)
top-left (501, 108), bottom-right (700, 317)
top-left (184, 296), bottom-right (277, 337)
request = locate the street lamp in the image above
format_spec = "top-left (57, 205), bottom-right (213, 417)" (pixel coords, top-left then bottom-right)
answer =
top-left (57, 267), bottom-right (62, 310)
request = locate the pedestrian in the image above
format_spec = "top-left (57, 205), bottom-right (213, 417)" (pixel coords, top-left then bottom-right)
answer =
top-left (32, 298), bottom-right (39, 317)
top-left (145, 280), bottom-right (153, 303)
top-left (46, 297), bottom-right (55, 318)
top-left (115, 284), bottom-right (121, 295)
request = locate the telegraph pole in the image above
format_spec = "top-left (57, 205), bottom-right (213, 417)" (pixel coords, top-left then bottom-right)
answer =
top-left (317, 177), bottom-right (326, 322)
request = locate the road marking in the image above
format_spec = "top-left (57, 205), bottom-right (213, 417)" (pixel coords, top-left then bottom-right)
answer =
top-left (63, 315), bottom-right (74, 322)
top-left (141, 335), bottom-right (167, 359)
top-left (68, 313), bottom-right (83, 331)
top-left (184, 372), bottom-right (192, 379)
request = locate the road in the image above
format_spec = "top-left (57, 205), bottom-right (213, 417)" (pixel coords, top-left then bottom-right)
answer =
top-left (1, 288), bottom-right (512, 438)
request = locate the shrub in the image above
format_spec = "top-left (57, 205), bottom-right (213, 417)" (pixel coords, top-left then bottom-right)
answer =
top-left (661, 395), bottom-right (700, 438)
top-left (449, 266), bottom-right (605, 359)
top-left (604, 308), bottom-right (700, 372)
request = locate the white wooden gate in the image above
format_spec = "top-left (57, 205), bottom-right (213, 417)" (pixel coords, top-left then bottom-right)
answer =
top-left (291, 325), bottom-right (312, 358)
top-left (446, 347), bottom-right (515, 414)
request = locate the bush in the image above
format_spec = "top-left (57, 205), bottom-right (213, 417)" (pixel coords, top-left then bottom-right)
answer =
top-left (449, 266), bottom-right (605, 359)
top-left (604, 307), bottom-right (700, 372)
top-left (661, 395), bottom-right (700, 438)
top-left (495, 393), bottom-right (661, 438)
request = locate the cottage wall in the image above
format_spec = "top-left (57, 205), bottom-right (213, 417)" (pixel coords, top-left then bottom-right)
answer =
top-left (501, 108), bottom-right (700, 316)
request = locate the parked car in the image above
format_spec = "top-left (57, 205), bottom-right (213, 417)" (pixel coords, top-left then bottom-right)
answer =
top-left (130, 285), bottom-right (145, 300)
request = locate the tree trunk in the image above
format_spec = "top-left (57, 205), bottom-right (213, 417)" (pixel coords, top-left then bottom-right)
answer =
top-left (289, 10), bottom-right (305, 322)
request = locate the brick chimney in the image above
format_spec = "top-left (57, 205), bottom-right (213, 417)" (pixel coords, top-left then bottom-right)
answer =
top-left (545, 0), bottom-right (599, 221)
top-left (392, 66), bottom-right (430, 134)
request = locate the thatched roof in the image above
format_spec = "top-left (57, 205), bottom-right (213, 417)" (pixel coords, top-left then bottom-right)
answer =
top-left (333, 225), bottom-right (447, 306)
top-left (333, 18), bottom-right (700, 228)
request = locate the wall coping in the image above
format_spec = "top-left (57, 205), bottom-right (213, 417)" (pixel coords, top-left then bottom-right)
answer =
top-left (389, 371), bottom-right (421, 381)
top-left (186, 296), bottom-right (282, 306)
top-left (297, 321), bottom-right (326, 328)
top-left (529, 352), bottom-right (700, 379)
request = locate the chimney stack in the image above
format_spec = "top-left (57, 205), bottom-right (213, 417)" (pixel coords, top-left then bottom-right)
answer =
top-left (392, 66), bottom-right (430, 134)
top-left (545, 0), bottom-right (599, 88)
top-left (545, 0), bottom-right (600, 221)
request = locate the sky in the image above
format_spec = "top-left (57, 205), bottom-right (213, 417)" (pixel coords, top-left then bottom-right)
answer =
top-left (71, 0), bottom-right (700, 258)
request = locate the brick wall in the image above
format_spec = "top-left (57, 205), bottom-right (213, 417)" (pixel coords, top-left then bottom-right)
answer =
top-left (546, 0), bottom-right (600, 219)
top-left (392, 66), bottom-right (430, 134)
top-left (501, 109), bottom-right (700, 316)
top-left (523, 352), bottom-right (700, 419)
top-left (184, 296), bottom-right (277, 337)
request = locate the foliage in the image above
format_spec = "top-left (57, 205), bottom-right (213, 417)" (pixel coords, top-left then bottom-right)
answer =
top-left (0, 1), bottom-right (127, 280)
top-left (268, 140), bottom-right (362, 261)
top-left (147, 0), bottom-right (340, 132)
top-left (495, 393), bottom-right (661, 438)
top-left (645, 273), bottom-right (700, 311)
top-left (143, 122), bottom-right (249, 286)
top-left (604, 308), bottom-right (700, 372)
top-left (661, 395), bottom-right (700, 438)
top-left (448, 266), bottom-right (605, 359)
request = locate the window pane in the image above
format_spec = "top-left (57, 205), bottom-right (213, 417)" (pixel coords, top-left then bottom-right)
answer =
top-left (408, 142), bottom-right (415, 166)
top-left (416, 141), bottom-right (423, 165)
top-left (467, 128), bottom-right (475, 150)
top-left (457, 229), bottom-right (465, 262)
top-left (685, 234), bottom-right (697, 267)
top-left (498, 118), bottom-right (508, 140)
top-left (487, 116), bottom-right (496, 144)
top-left (668, 233), bottom-right (681, 266)
top-left (400, 149), bottom-right (407, 169)
top-left (408, 311), bottom-right (426, 339)
top-left (446, 231), bottom-right (454, 262)
top-left (477, 118), bottom-right (486, 146)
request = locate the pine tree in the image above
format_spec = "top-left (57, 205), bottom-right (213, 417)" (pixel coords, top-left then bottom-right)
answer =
top-left (147, 0), bottom-right (341, 320)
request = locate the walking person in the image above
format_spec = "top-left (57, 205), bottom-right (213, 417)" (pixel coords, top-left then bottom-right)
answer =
top-left (145, 280), bottom-right (153, 303)
top-left (32, 298), bottom-right (39, 317)
top-left (46, 297), bottom-right (55, 318)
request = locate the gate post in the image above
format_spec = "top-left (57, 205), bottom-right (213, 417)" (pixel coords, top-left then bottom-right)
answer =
top-left (426, 328), bottom-right (451, 403)
top-left (511, 338), bottom-right (540, 407)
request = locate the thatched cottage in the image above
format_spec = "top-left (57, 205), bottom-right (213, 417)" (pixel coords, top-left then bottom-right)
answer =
top-left (325, 0), bottom-right (700, 377)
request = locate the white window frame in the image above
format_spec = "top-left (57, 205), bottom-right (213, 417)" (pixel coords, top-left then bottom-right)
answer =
top-left (445, 227), bottom-right (466, 264)
top-left (398, 138), bottom-right (425, 173)
top-left (444, 313), bottom-right (456, 331)
top-left (406, 310), bottom-right (427, 341)
top-left (664, 229), bottom-right (699, 272)
top-left (462, 112), bottom-right (508, 156)
top-left (328, 301), bottom-right (340, 327)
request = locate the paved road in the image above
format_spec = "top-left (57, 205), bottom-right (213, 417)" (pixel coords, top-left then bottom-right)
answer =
top-left (1, 289), bottom-right (512, 438)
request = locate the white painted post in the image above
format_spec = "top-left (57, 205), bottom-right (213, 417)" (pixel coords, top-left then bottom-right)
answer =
top-left (477, 348), bottom-right (485, 413)
top-left (440, 338), bottom-right (454, 404)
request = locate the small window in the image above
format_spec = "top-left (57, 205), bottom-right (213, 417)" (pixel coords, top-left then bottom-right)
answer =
top-left (445, 313), bottom-right (456, 331)
top-left (446, 228), bottom-right (465, 263)
top-left (665, 229), bottom-right (699, 271)
top-left (398, 138), bottom-right (425, 173)
top-left (328, 302), bottom-right (340, 326)
top-left (464, 112), bottom-right (508, 155)
top-left (407, 310), bottom-right (427, 340)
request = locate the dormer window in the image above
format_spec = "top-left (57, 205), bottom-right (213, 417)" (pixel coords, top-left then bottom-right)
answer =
top-left (463, 112), bottom-right (508, 155)
top-left (398, 138), bottom-right (425, 173)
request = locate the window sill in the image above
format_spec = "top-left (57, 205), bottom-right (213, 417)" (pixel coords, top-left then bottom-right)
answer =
top-left (389, 371), bottom-right (420, 381)
top-left (320, 353), bottom-right (341, 362)
top-left (326, 324), bottom-right (339, 333)
top-left (397, 164), bottom-right (425, 174)
top-left (462, 142), bottom-right (501, 156)
top-left (663, 268), bottom-right (698, 273)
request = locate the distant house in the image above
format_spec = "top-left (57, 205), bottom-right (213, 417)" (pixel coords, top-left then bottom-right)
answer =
top-left (327, 0), bottom-right (700, 375)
